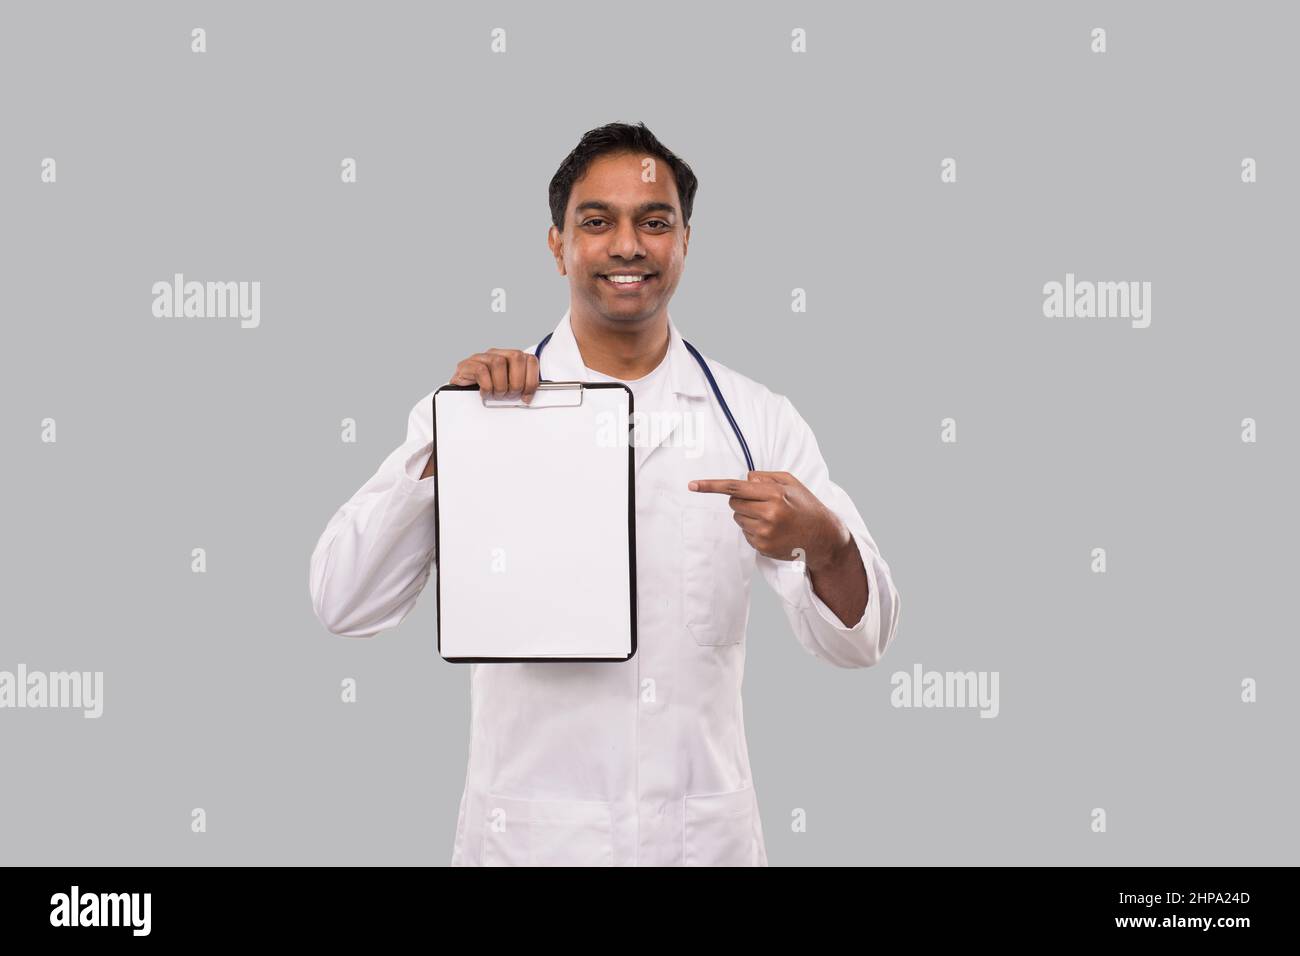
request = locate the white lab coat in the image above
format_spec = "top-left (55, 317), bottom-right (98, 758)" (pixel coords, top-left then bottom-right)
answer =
top-left (309, 308), bottom-right (901, 866)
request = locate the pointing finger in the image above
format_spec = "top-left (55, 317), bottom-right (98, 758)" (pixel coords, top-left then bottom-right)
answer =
top-left (688, 478), bottom-right (778, 500)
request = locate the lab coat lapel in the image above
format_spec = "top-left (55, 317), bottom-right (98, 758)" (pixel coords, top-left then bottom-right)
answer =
top-left (634, 318), bottom-right (708, 477)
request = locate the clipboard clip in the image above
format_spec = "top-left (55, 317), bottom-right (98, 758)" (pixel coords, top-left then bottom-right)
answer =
top-left (481, 381), bottom-right (584, 408)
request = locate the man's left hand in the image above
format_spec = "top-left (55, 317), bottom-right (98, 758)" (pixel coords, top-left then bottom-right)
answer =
top-left (688, 471), bottom-right (852, 571)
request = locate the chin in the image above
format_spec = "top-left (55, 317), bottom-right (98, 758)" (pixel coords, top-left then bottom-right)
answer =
top-left (600, 307), bottom-right (658, 325)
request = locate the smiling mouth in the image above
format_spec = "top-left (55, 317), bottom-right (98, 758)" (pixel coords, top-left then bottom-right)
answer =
top-left (599, 273), bottom-right (657, 290)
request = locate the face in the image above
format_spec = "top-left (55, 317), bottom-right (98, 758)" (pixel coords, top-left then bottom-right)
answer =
top-left (548, 150), bottom-right (690, 327)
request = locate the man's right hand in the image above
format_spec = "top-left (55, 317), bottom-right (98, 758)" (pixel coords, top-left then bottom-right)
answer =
top-left (423, 349), bottom-right (540, 480)
top-left (449, 348), bottom-right (541, 403)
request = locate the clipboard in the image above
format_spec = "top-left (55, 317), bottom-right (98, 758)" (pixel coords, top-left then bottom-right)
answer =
top-left (432, 381), bottom-right (637, 663)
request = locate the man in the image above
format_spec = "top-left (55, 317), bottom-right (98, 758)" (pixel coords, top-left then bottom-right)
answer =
top-left (309, 122), bottom-right (901, 866)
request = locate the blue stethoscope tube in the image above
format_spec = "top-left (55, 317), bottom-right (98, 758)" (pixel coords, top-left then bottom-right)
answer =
top-left (534, 331), bottom-right (755, 473)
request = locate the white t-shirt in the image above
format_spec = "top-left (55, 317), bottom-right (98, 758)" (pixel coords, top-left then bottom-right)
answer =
top-left (582, 352), bottom-right (671, 470)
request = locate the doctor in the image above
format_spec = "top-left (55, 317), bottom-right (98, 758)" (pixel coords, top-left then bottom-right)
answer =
top-left (309, 121), bottom-right (901, 866)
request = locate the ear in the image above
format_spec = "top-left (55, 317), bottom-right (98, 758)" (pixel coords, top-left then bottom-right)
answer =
top-left (682, 223), bottom-right (690, 258)
top-left (547, 225), bottom-right (566, 276)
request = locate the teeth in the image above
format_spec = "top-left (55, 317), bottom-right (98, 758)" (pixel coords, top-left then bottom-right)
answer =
top-left (605, 274), bottom-right (648, 283)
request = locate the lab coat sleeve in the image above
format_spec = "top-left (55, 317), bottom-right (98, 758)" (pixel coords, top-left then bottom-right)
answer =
top-left (309, 389), bottom-right (439, 637)
top-left (755, 394), bottom-right (901, 668)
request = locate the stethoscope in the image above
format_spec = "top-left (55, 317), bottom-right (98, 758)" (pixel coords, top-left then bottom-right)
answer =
top-left (534, 330), bottom-right (755, 473)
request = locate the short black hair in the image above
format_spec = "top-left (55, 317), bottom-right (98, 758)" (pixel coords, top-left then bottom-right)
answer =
top-left (548, 122), bottom-right (698, 232)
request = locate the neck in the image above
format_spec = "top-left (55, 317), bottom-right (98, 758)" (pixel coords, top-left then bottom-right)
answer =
top-left (569, 306), bottom-right (670, 379)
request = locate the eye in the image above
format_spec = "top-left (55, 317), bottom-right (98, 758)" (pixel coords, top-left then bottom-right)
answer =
top-left (644, 220), bottom-right (670, 229)
top-left (582, 218), bottom-right (607, 228)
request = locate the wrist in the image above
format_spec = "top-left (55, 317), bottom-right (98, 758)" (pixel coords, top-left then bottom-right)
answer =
top-left (805, 517), bottom-right (853, 574)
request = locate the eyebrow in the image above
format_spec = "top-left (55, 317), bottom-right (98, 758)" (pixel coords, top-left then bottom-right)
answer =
top-left (574, 200), bottom-right (677, 218)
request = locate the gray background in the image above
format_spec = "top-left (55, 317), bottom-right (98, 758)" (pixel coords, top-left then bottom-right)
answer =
top-left (2, 0), bottom-right (1295, 865)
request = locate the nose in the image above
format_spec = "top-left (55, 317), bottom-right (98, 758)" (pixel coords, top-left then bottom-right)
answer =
top-left (607, 218), bottom-right (645, 261)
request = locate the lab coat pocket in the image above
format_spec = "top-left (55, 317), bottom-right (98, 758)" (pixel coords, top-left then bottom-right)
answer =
top-left (681, 505), bottom-right (751, 646)
top-left (481, 792), bottom-right (614, 867)
top-left (683, 785), bottom-right (760, 867)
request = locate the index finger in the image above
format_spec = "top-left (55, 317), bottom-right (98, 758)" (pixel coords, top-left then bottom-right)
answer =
top-left (687, 478), bottom-right (777, 500)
